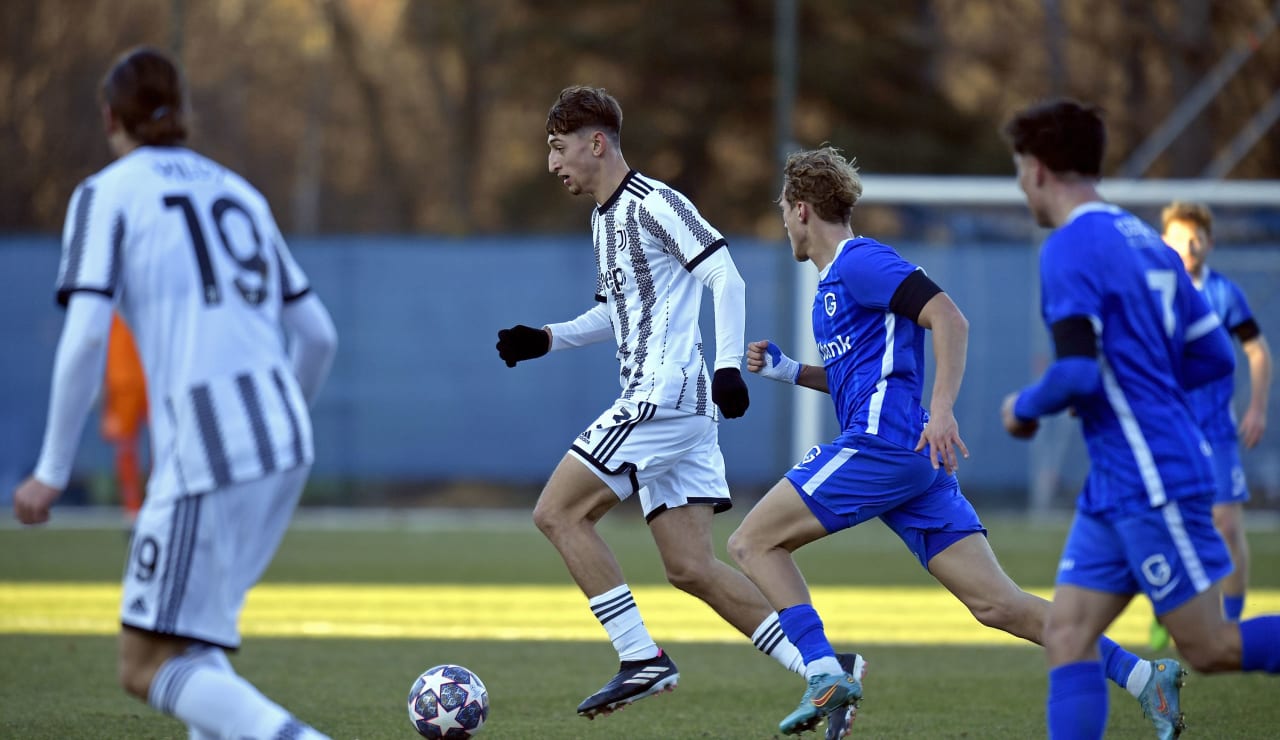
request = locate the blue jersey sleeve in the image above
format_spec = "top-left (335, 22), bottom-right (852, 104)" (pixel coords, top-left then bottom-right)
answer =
top-left (1039, 231), bottom-right (1101, 324)
top-left (835, 240), bottom-right (918, 312)
top-left (1222, 278), bottom-right (1255, 333)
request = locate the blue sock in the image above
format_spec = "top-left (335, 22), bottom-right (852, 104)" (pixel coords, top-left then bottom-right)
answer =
top-left (1047, 661), bottom-right (1107, 740)
top-left (777, 604), bottom-right (835, 665)
top-left (1098, 635), bottom-right (1140, 688)
top-left (1223, 594), bottom-right (1244, 621)
top-left (1239, 616), bottom-right (1280, 673)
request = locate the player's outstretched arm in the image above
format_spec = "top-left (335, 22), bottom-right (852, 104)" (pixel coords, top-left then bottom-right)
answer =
top-left (1240, 334), bottom-right (1272, 449)
top-left (17, 293), bottom-right (115, 524)
top-left (544, 303), bottom-right (613, 353)
top-left (499, 302), bottom-right (614, 368)
top-left (1005, 315), bottom-right (1103, 441)
top-left (281, 293), bottom-right (338, 406)
top-left (1001, 392), bottom-right (1039, 440)
top-left (13, 477), bottom-right (61, 525)
top-left (746, 340), bottom-right (829, 393)
top-left (495, 324), bottom-right (551, 368)
top-left (692, 250), bottom-right (750, 418)
top-left (914, 293), bottom-right (970, 473)
top-left (1181, 323), bottom-right (1234, 391)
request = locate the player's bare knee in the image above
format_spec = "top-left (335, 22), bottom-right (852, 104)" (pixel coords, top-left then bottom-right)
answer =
top-left (1177, 642), bottom-right (1229, 673)
top-left (663, 560), bottom-right (712, 594)
top-left (726, 528), bottom-right (757, 572)
top-left (532, 500), bottom-right (582, 540)
top-left (966, 598), bottom-right (1015, 631)
top-left (530, 501), bottom-right (559, 537)
top-left (1215, 516), bottom-right (1244, 549)
top-left (1041, 616), bottom-right (1092, 657)
top-left (1175, 626), bottom-right (1241, 674)
top-left (656, 542), bottom-right (720, 594)
top-left (116, 653), bottom-right (153, 700)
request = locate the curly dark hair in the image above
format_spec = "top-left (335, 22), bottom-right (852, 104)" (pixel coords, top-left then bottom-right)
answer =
top-left (1002, 98), bottom-right (1105, 177)
top-left (781, 146), bottom-right (862, 224)
top-left (546, 86), bottom-right (622, 142)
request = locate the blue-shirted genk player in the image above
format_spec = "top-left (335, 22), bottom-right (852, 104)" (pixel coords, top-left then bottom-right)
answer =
top-left (1000, 99), bottom-right (1280, 740)
top-left (730, 146), bottom-right (1185, 740)
top-left (1155, 202), bottom-right (1272, 648)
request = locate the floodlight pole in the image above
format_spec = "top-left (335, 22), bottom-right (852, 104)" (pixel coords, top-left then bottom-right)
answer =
top-left (1119, 1), bottom-right (1280, 178)
top-left (1202, 89), bottom-right (1280, 179)
top-left (1044, 0), bottom-right (1067, 94)
top-left (170, 0), bottom-right (185, 62)
top-left (775, 0), bottom-right (822, 465)
top-left (775, 0), bottom-right (796, 173)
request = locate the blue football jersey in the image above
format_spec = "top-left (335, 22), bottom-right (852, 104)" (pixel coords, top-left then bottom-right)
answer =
top-left (813, 238), bottom-right (929, 453)
top-left (1187, 269), bottom-right (1254, 442)
top-left (1040, 203), bottom-right (1221, 512)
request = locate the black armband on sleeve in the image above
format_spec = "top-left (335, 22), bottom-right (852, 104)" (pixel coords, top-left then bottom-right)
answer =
top-left (685, 238), bottom-right (727, 272)
top-left (1231, 318), bottom-right (1260, 343)
top-left (888, 270), bottom-right (943, 322)
top-left (1051, 316), bottom-right (1098, 359)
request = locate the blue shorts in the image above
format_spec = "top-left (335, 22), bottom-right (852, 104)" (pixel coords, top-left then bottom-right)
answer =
top-left (1207, 438), bottom-right (1249, 506)
top-left (1057, 496), bottom-right (1233, 617)
top-left (784, 433), bottom-right (986, 568)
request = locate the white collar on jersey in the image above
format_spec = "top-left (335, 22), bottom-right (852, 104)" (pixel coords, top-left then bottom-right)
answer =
top-left (1062, 200), bottom-right (1121, 226)
top-left (817, 238), bottom-right (854, 281)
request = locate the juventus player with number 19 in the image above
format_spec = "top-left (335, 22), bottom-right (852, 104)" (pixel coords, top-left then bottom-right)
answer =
top-left (497, 86), bottom-right (860, 720)
top-left (12, 47), bottom-right (336, 740)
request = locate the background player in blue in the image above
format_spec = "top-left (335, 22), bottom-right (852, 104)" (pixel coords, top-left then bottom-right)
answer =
top-left (729, 146), bottom-right (1182, 739)
top-left (1153, 201), bottom-right (1272, 646)
top-left (1000, 99), bottom-right (1280, 740)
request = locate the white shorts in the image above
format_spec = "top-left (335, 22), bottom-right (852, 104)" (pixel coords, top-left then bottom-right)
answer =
top-left (569, 400), bottom-right (732, 521)
top-left (119, 465), bottom-right (310, 648)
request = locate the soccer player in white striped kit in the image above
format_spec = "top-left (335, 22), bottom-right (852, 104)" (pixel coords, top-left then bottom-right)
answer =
top-left (12, 47), bottom-right (337, 740)
top-left (497, 86), bottom-right (862, 721)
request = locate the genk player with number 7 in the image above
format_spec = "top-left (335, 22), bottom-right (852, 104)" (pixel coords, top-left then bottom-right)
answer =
top-left (999, 98), bottom-right (1280, 740)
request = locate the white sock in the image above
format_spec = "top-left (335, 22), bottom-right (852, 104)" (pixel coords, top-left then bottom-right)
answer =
top-left (149, 645), bottom-right (330, 740)
top-left (752, 612), bottom-right (804, 674)
top-left (185, 647), bottom-right (232, 740)
top-left (589, 584), bottom-right (659, 662)
top-left (805, 656), bottom-right (844, 680)
top-left (1124, 660), bottom-right (1154, 698)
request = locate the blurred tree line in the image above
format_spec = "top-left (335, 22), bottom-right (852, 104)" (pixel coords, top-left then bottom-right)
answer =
top-left (1, 0), bottom-right (1277, 238)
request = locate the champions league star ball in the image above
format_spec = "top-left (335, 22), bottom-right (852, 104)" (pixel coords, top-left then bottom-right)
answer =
top-left (407, 664), bottom-right (490, 739)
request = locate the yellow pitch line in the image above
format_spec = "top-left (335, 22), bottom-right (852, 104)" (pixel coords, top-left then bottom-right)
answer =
top-left (2, 583), bottom-right (1277, 645)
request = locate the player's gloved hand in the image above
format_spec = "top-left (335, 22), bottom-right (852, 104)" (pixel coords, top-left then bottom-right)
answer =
top-left (712, 368), bottom-right (750, 419)
top-left (496, 324), bottom-right (550, 367)
top-left (749, 340), bottom-right (801, 384)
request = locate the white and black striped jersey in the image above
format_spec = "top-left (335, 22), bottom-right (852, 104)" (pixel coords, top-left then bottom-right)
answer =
top-left (589, 170), bottom-right (739, 419)
top-left (55, 146), bottom-right (314, 497)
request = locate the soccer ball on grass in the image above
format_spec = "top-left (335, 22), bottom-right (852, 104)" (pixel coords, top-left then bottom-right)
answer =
top-left (407, 664), bottom-right (489, 739)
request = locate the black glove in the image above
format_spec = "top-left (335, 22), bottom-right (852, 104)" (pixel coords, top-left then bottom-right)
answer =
top-left (712, 367), bottom-right (750, 419)
top-left (496, 324), bottom-right (551, 367)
